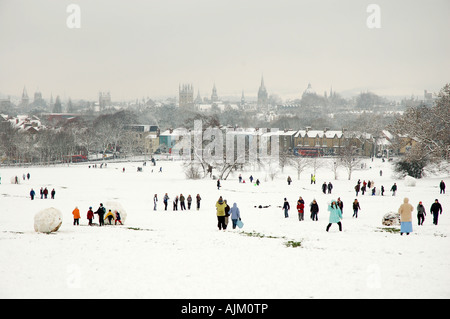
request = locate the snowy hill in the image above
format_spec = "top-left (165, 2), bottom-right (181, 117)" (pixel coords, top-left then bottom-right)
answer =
top-left (0, 157), bottom-right (449, 299)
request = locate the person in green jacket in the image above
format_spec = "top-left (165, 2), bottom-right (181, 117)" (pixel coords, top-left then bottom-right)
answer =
top-left (326, 200), bottom-right (343, 232)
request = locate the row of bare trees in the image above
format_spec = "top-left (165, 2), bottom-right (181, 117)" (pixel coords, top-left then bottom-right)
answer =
top-left (0, 110), bottom-right (144, 165)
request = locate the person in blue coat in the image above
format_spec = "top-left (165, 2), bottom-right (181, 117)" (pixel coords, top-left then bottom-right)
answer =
top-left (230, 203), bottom-right (241, 229)
top-left (326, 200), bottom-right (343, 232)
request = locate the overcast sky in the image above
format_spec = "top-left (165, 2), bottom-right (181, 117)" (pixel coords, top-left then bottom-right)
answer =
top-left (0, 0), bottom-right (449, 101)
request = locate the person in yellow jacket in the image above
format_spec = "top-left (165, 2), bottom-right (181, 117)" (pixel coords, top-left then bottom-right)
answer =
top-left (398, 197), bottom-right (413, 235)
top-left (104, 209), bottom-right (115, 225)
top-left (72, 206), bottom-right (80, 226)
top-left (216, 196), bottom-right (227, 230)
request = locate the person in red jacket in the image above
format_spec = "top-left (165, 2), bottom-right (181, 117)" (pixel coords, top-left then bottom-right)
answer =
top-left (87, 207), bottom-right (94, 226)
top-left (297, 197), bottom-right (305, 221)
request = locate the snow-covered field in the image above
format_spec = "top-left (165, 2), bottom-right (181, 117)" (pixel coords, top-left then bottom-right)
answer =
top-left (0, 157), bottom-right (449, 299)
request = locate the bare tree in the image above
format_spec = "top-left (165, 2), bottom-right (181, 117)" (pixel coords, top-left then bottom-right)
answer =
top-left (289, 155), bottom-right (309, 180)
top-left (338, 141), bottom-right (361, 180)
top-left (330, 159), bottom-right (341, 180)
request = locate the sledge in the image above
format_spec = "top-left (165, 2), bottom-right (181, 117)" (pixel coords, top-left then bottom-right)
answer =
top-left (236, 220), bottom-right (244, 229)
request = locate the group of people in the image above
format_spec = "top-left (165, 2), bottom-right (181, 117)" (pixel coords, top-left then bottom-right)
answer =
top-left (354, 179), bottom-right (388, 196)
top-left (237, 175), bottom-right (260, 186)
top-left (215, 196), bottom-right (241, 230)
top-left (157, 193), bottom-right (202, 211)
top-left (398, 198), bottom-right (443, 235)
top-left (282, 197), bottom-right (344, 231)
top-left (29, 187), bottom-right (56, 200)
top-left (72, 203), bottom-right (123, 226)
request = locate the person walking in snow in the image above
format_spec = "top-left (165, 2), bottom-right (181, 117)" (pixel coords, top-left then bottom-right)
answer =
top-left (352, 199), bottom-right (361, 218)
top-left (51, 188), bottom-right (55, 199)
top-left (310, 199), bottom-right (319, 221)
top-left (417, 201), bottom-right (426, 226)
top-left (355, 183), bottom-right (360, 196)
top-left (43, 187), bottom-right (48, 199)
top-left (153, 194), bottom-right (158, 211)
top-left (398, 198), bottom-right (413, 235)
top-left (391, 183), bottom-right (398, 196)
top-left (337, 197), bottom-right (344, 214)
top-left (87, 206), bottom-right (94, 226)
top-left (297, 197), bottom-right (305, 221)
top-left (282, 198), bottom-right (290, 218)
top-left (230, 203), bottom-right (241, 229)
top-left (95, 203), bottom-right (106, 226)
top-left (322, 182), bottom-right (327, 194)
top-left (326, 200), bottom-right (343, 232)
top-left (72, 206), bottom-right (80, 225)
top-left (187, 195), bottom-right (192, 210)
top-left (327, 182), bottom-right (333, 194)
top-left (287, 176), bottom-right (292, 185)
top-left (30, 188), bottom-right (35, 200)
top-left (180, 194), bottom-right (186, 210)
top-left (224, 200), bottom-right (230, 229)
top-left (217, 179), bottom-right (221, 190)
top-left (440, 180), bottom-right (446, 194)
top-left (216, 196), bottom-right (227, 230)
top-left (163, 193), bottom-right (169, 211)
top-left (173, 195), bottom-right (179, 211)
top-left (430, 199), bottom-right (443, 225)
top-left (196, 194), bottom-right (201, 210)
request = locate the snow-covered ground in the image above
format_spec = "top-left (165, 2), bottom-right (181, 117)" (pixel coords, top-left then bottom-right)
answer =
top-left (0, 157), bottom-right (449, 299)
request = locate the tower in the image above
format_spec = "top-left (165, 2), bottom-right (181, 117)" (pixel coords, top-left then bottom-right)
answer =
top-left (257, 76), bottom-right (268, 109)
top-left (179, 84), bottom-right (194, 108)
top-left (194, 90), bottom-right (202, 105)
top-left (211, 83), bottom-right (218, 102)
top-left (20, 86), bottom-right (29, 108)
top-left (240, 90), bottom-right (245, 106)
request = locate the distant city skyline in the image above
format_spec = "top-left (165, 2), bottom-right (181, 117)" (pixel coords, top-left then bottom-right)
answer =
top-left (1, 0), bottom-right (449, 101)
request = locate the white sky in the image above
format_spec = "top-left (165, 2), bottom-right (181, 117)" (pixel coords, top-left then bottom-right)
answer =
top-left (0, 0), bottom-right (449, 101)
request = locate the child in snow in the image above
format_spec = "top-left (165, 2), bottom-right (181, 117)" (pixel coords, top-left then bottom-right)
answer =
top-left (72, 206), bottom-right (80, 225)
top-left (115, 211), bottom-right (123, 225)
top-left (87, 207), bottom-right (94, 226)
top-left (105, 209), bottom-right (114, 225)
top-left (297, 197), bottom-right (305, 221)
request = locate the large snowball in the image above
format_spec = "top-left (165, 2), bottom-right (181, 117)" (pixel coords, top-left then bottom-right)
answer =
top-left (34, 207), bottom-right (63, 233)
top-left (404, 176), bottom-right (416, 187)
top-left (103, 201), bottom-right (127, 224)
top-left (382, 212), bottom-right (400, 226)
